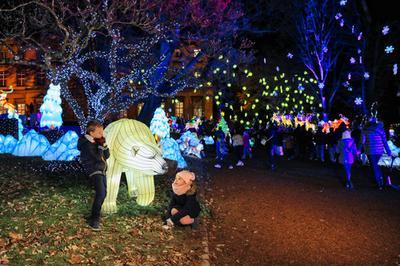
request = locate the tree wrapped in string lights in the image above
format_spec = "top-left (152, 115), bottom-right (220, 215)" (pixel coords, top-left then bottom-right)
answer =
top-left (293, 0), bottom-right (346, 121)
top-left (0, 0), bottom-right (160, 131)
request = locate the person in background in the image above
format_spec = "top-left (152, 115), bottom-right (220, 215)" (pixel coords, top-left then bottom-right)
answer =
top-left (232, 128), bottom-right (244, 166)
top-left (265, 122), bottom-right (278, 170)
top-left (242, 129), bottom-right (252, 161)
top-left (336, 130), bottom-right (359, 189)
top-left (362, 117), bottom-right (392, 189)
top-left (315, 126), bottom-right (327, 162)
top-left (77, 120), bottom-right (110, 231)
top-left (214, 127), bottom-right (233, 169)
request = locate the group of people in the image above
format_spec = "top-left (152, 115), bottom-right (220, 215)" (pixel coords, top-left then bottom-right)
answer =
top-left (77, 121), bottom-right (200, 231)
top-left (208, 116), bottom-right (397, 190)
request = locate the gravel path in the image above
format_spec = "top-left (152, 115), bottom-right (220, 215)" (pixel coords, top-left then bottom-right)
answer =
top-left (206, 156), bottom-right (400, 265)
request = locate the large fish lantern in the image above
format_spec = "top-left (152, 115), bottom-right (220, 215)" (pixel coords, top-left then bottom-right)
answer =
top-left (102, 119), bottom-right (168, 213)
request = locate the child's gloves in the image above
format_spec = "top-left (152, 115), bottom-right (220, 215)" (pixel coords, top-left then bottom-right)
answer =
top-left (95, 137), bottom-right (106, 146)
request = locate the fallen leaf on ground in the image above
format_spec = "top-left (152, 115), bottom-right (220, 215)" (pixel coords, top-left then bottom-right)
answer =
top-left (0, 238), bottom-right (7, 248)
top-left (0, 255), bottom-right (9, 265)
top-left (107, 245), bottom-right (117, 254)
top-left (68, 254), bottom-right (84, 264)
top-left (9, 232), bottom-right (22, 242)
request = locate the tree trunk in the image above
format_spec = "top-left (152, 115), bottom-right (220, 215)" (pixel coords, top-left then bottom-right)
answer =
top-left (137, 95), bottom-right (162, 126)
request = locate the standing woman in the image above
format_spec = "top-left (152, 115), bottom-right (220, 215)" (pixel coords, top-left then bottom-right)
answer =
top-left (362, 118), bottom-right (392, 189)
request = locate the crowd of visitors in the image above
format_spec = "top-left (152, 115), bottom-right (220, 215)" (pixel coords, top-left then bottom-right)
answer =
top-left (174, 115), bottom-right (398, 191)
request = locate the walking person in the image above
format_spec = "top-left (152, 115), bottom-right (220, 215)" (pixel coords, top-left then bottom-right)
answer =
top-left (265, 122), bottom-right (278, 170)
top-left (232, 128), bottom-right (244, 166)
top-left (214, 127), bottom-right (233, 169)
top-left (362, 118), bottom-right (392, 189)
top-left (336, 130), bottom-right (359, 189)
top-left (315, 126), bottom-right (327, 162)
top-left (242, 129), bottom-right (252, 161)
top-left (78, 120), bottom-right (110, 230)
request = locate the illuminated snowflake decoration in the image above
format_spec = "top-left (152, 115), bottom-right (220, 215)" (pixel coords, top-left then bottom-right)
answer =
top-left (348, 73), bottom-right (352, 80)
top-left (318, 82), bottom-right (325, 89)
top-left (394, 64), bottom-right (398, 75)
top-left (354, 97), bottom-right (363, 105)
top-left (385, 45), bottom-right (394, 54)
top-left (340, 19), bottom-right (345, 27)
top-left (350, 57), bottom-right (356, 64)
top-left (343, 81), bottom-right (350, 87)
top-left (335, 13), bottom-right (342, 20)
top-left (364, 72), bottom-right (370, 80)
top-left (340, 0), bottom-right (347, 6)
top-left (348, 87), bottom-right (353, 92)
top-left (357, 32), bottom-right (363, 40)
top-left (382, 26), bottom-right (390, 35)
top-left (287, 53), bottom-right (293, 59)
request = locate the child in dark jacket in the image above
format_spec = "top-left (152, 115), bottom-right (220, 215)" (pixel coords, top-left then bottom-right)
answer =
top-left (164, 170), bottom-right (201, 229)
top-left (336, 130), bottom-right (359, 189)
top-left (77, 120), bottom-right (110, 231)
top-left (214, 128), bottom-right (233, 169)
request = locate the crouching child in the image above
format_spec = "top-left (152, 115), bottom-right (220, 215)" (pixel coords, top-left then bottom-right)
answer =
top-left (164, 170), bottom-right (201, 229)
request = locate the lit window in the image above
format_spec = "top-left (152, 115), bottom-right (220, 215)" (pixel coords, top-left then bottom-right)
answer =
top-left (17, 71), bottom-right (25, 86)
top-left (175, 100), bottom-right (183, 117)
top-left (17, 104), bottom-right (25, 115)
top-left (36, 70), bottom-right (46, 86)
top-left (193, 97), bottom-right (203, 117)
top-left (0, 71), bottom-right (6, 87)
top-left (137, 102), bottom-right (144, 115)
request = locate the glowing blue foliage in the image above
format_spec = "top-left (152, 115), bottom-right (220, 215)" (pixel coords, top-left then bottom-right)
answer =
top-left (160, 137), bottom-right (187, 169)
top-left (150, 107), bottom-right (170, 139)
top-left (42, 130), bottom-right (80, 161)
top-left (12, 130), bottom-right (50, 156)
top-left (0, 135), bottom-right (18, 153)
top-left (40, 83), bottom-right (63, 128)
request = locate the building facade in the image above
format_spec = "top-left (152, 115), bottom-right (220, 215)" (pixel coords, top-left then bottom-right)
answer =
top-left (0, 43), bottom-right (46, 116)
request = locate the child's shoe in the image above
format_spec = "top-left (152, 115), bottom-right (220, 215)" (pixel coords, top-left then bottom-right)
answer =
top-left (214, 164), bottom-right (221, 169)
top-left (88, 219), bottom-right (101, 231)
top-left (191, 217), bottom-right (200, 229)
top-left (236, 160), bottom-right (244, 167)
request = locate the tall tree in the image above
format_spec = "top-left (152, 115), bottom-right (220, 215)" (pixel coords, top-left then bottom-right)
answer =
top-left (293, 0), bottom-right (344, 121)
